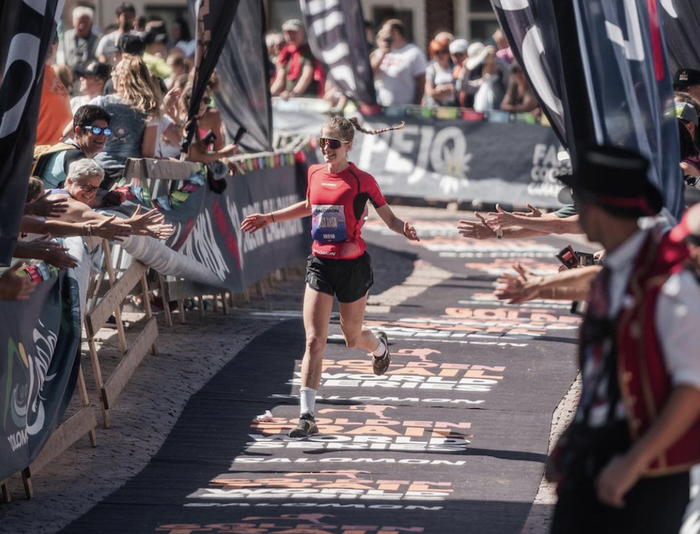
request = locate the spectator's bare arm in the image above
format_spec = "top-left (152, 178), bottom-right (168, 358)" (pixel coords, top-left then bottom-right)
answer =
top-left (486, 205), bottom-right (582, 234)
top-left (141, 124), bottom-right (158, 159)
top-left (289, 63), bottom-right (314, 98)
top-left (494, 263), bottom-right (601, 304)
top-left (14, 240), bottom-right (78, 270)
top-left (270, 66), bottom-right (286, 96)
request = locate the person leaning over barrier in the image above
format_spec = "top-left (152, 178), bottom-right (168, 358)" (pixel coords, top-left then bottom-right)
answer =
top-left (546, 145), bottom-right (700, 534)
top-left (241, 117), bottom-right (418, 439)
top-left (45, 159), bottom-right (173, 242)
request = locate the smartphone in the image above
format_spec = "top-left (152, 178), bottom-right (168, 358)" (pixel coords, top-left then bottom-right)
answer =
top-left (556, 245), bottom-right (579, 270)
top-left (233, 126), bottom-right (247, 144)
top-left (575, 251), bottom-right (595, 266)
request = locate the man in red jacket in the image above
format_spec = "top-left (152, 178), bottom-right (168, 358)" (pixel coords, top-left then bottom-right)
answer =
top-left (548, 145), bottom-right (700, 534)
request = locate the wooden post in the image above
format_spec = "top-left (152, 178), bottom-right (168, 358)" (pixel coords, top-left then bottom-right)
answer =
top-left (102, 240), bottom-right (127, 355)
top-left (21, 468), bottom-right (33, 499)
top-left (1, 480), bottom-right (10, 502)
top-left (77, 366), bottom-right (97, 447)
top-left (158, 274), bottom-right (173, 327)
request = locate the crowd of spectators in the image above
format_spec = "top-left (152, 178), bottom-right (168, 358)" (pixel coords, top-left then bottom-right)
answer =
top-left (266, 18), bottom-right (540, 115)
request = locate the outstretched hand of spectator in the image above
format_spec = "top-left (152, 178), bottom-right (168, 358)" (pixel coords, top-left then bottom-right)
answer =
top-left (486, 204), bottom-right (522, 230)
top-left (457, 212), bottom-right (497, 240)
top-left (494, 262), bottom-right (543, 304)
top-left (0, 263), bottom-right (35, 301)
top-left (127, 206), bottom-right (173, 241)
top-left (513, 204), bottom-right (542, 218)
top-left (25, 193), bottom-right (69, 218)
top-left (85, 216), bottom-right (132, 241)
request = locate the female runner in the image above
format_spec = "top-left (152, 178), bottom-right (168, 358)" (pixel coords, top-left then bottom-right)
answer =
top-left (241, 117), bottom-right (419, 437)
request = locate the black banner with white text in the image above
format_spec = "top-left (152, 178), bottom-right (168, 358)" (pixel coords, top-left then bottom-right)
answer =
top-left (301, 0), bottom-right (377, 105)
top-left (660, 0), bottom-right (700, 72)
top-left (0, 0), bottom-right (65, 265)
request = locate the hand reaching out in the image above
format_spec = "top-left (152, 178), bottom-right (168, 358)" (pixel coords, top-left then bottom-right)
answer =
top-left (494, 262), bottom-right (542, 304)
top-left (457, 212), bottom-right (498, 240)
top-left (403, 221), bottom-right (420, 241)
top-left (241, 213), bottom-right (272, 234)
top-left (513, 204), bottom-right (542, 218)
top-left (0, 263), bottom-right (35, 301)
top-left (25, 193), bottom-right (69, 218)
top-left (85, 216), bottom-right (132, 241)
top-left (486, 204), bottom-right (521, 230)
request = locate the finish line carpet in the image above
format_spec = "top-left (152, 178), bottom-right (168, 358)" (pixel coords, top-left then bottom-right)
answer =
top-left (59, 219), bottom-right (582, 534)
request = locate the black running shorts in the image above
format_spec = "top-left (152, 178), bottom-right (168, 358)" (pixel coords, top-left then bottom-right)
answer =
top-left (305, 252), bottom-right (373, 303)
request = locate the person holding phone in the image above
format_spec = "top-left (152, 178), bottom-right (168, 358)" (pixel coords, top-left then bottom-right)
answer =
top-left (241, 117), bottom-right (419, 438)
top-left (370, 19), bottom-right (427, 106)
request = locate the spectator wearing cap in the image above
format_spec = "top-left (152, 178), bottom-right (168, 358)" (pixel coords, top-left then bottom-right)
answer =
top-left (424, 39), bottom-right (457, 107)
top-left (96, 2), bottom-right (136, 66)
top-left (60, 6), bottom-right (100, 76)
top-left (271, 19), bottom-right (322, 99)
top-left (71, 61), bottom-right (110, 113)
top-left (548, 145), bottom-right (700, 534)
top-left (449, 39), bottom-right (469, 80)
top-left (674, 68), bottom-right (700, 104)
top-left (500, 62), bottom-right (538, 112)
top-left (36, 34), bottom-right (73, 147)
top-left (143, 23), bottom-right (172, 81)
top-left (371, 19), bottom-right (427, 106)
top-left (458, 42), bottom-right (505, 111)
top-left (37, 105), bottom-right (111, 190)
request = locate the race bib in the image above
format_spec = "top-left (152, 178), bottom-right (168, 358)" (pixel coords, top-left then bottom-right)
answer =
top-left (311, 205), bottom-right (348, 243)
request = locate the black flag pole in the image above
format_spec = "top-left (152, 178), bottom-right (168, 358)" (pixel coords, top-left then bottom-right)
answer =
top-left (182, 0), bottom-right (242, 156)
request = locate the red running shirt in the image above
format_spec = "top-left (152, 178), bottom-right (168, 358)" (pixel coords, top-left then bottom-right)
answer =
top-left (306, 162), bottom-right (387, 259)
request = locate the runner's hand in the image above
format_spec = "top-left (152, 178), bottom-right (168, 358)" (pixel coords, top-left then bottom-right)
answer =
top-left (241, 213), bottom-right (272, 234)
top-left (0, 263), bottom-right (35, 301)
top-left (24, 193), bottom-right (69, 218)
top-left (403, 221), bottom-right (420, 241)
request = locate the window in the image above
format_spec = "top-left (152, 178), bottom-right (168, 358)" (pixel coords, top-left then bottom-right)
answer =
top-left (465, 0), bottom-right (499, 42)
top-left (268, 0), bottom-right (303, 33)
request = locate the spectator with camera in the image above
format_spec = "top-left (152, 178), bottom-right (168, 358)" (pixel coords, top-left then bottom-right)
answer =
top-left (370, 19), bottom-right (427, 107)
top-left (96, 2), bottom-right (137, 66)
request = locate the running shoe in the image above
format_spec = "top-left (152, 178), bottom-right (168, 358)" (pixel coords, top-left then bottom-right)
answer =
top-left (372, 331), bottom-right (391, 376)
top-left (288, 413), bottom-right (318, 438)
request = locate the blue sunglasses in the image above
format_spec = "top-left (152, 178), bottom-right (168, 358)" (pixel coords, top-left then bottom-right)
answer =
top-left (82, 125), bottom-right (112, 137)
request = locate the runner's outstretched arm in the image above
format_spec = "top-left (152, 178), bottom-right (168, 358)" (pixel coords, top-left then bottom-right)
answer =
top-left (375, 205), bottom-right (419, 241)
top-left (240, 200), bottom-right (311, 234)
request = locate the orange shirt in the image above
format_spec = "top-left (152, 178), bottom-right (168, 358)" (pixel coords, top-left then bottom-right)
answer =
top-left (35, 65), bottom-right (72, 146)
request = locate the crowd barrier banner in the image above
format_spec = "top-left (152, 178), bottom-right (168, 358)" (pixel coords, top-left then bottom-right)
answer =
top-left (660, 0), bottom-right (700, 72)
top-left (354, 114), bottom-right (568, 207)
top-left (124, 159), bottom-right (312, 293)
top-left (0, 269), bottom-right (82, 481)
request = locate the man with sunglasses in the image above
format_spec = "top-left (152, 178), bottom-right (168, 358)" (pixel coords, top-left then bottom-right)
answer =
top-left (37, 105), bottom-right (112, 192)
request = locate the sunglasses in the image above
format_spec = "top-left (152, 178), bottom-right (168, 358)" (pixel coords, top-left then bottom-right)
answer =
top-left (83, 125), bottom-right (111, 137)
top-left (201, 96), bottom-right (212, 106)
top-left (77, 182), bottom-right (99, 193)
top-left (318, 137), bottom-right (349, 149)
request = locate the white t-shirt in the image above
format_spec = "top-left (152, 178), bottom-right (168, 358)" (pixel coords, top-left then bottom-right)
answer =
top-left (375, 44), bottom-right (427, 106)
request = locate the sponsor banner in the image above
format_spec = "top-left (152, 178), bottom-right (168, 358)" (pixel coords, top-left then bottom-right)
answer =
top-left (151, 162), bottom-right (311, 292)
top-left (573, 0), bottom-right (682, 219)
top-left (0, 270), bottom-right (82, 481)
top-left (354, 115), bottom-right (567, 207)
top-left (0, 0), bottom-right (65, 265)
top-left (214, 0), bottom-right (273, 153)
top-left (659, 0), bottom-right (700, 72)
top-left (301, 0), bottom-right (377, 105)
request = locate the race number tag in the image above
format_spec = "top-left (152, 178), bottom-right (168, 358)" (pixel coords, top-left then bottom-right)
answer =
top-left (311, 205), bottom-right (348, 243)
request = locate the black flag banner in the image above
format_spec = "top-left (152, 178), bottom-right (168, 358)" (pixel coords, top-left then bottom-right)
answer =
top-left (660, 0), bottom-right (700, 72)
top-left (183, 0), bottom-right (241, 154)
top-left (300, 0), bottom-right (377, 105)
top-left (215, 0), bottom-right (273, 153)
top-left (572, 0), bottom-right (683, 219)
top-left (490, 0), bottom-right (568, 146)
top-left (0, 0), bottom-right (65, 265)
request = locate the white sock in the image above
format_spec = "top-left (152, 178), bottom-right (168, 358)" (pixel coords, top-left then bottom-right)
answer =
top-left (372, 339), bottom-right (387, 358)
top-left (299, 387), bottom-right (317, 416)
